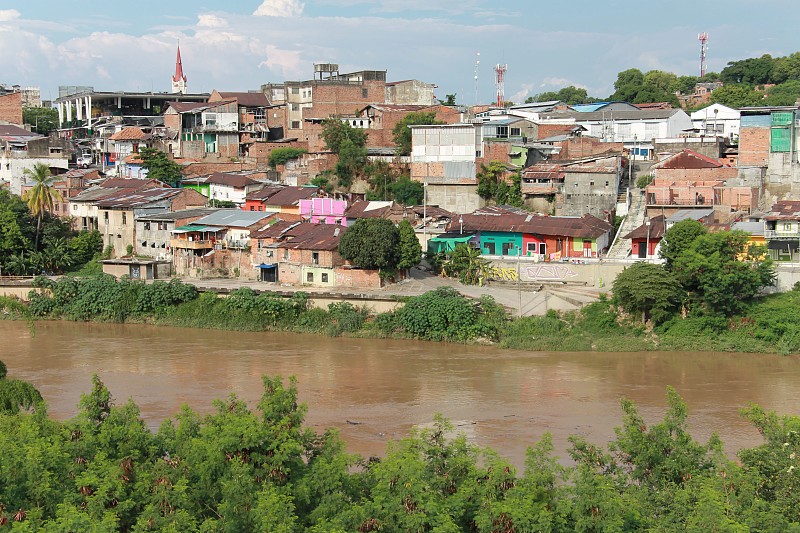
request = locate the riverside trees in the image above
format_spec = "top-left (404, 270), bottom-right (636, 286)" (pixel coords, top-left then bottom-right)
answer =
top-left (1, 371), bottom-right (800, 530)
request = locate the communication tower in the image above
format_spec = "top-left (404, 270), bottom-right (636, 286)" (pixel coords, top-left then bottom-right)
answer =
top-left (494, 63), bottom-right (507, 107)
top-left (698, 33), bottom-right (709, 77)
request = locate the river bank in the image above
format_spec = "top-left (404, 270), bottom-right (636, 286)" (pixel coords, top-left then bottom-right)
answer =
top-left (2, 274), bottom-right (800, 354)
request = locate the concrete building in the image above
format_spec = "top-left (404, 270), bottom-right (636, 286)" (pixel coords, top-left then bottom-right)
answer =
top-left (690, 103), bottom-right (740, 141)
top-left (537, 108), bottom-right (694, 160)
top-left (134, 207), bottom-right (216, 258)
top-left (0, 124), bottom-right (69, 194)
top-left (738, 106), bottom-right (800, 197)
top-left (410, 123), bottom-right (481, 214)
top-left (384, 80), bottom-right (436, 106)
top-left (163, 100), bottom-right (239, 159)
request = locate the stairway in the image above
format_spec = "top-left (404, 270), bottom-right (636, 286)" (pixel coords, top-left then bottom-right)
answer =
top-left (607, 188), bottom-right (647, 259)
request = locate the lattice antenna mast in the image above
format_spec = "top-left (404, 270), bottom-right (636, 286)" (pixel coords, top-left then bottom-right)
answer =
top-left (474, 51), bottom-right (480, 105)
top-left (494, 63), bottom-right (507, 107)
top-left (698, 33), bottom-right (709, 77)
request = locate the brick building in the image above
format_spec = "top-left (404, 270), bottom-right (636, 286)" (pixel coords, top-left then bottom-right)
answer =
top-left (0, 91), bottom-right (23, 125)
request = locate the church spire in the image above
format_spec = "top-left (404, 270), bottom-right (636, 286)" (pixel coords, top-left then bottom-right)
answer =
top-left (171, 44), bottom-right (187, 94)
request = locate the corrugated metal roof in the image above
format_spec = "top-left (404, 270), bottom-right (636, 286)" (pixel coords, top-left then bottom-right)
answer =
top-left (192, 209), bottom-right (273, 228)
top-left (453, 209), bottom-right (612, 238)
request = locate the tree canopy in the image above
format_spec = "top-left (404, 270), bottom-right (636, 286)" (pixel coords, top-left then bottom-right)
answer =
top-left (338, 218), bottom-right (400, 270)
top-left (138, 148), bottom-right (182, 187)
top-left (396, 219), bottom-right (421, 271)
top-left (612, 262), bottom-right (684, 324)
top-left (391, 111), bottom-right (443, 155)
top-left (660, 219), bottom-right (708, 271)
top-left (22, 107), bottom-right (58, 135)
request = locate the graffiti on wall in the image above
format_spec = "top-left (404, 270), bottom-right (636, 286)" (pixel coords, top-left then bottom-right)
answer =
top-left (489, 267), bottom-right (518, 281)
top-left (524, 265), bottom-right (578, 280)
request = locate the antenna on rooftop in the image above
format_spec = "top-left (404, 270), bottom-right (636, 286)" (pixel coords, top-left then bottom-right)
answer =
top-left (474, 52), bottom-right (480, 105)
top-left (698, 33), bottom-right (708, 77)
top-left (494, 63), bottom-right (507, 107)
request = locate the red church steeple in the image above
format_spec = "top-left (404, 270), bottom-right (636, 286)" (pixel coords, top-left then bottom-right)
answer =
top-left (171, 45), bottom-right (187, 94)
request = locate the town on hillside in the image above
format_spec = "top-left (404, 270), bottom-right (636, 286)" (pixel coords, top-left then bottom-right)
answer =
top-left (2, 47), bottom-right (800, 307)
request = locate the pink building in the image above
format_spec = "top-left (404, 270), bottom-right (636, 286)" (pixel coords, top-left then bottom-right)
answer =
top-left (299, 197), bottom-right (348, 225)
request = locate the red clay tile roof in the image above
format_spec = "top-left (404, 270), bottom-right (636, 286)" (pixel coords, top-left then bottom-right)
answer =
top-left (109, 127), bottom-right (151, 141)
top-left (652, 149), bottom-right (723, 169)
top-left (633, 102), bottom-right (674, 110)
top-left (452, 209), bottom-right (612, 239)
top-left (206, 173), bottom-right (258, 188)
top-left (624, 215), bottom-right (666, 240)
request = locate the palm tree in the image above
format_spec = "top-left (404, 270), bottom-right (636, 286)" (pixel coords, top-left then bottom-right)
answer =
top-left (21, 163), bottom-right (62, 248)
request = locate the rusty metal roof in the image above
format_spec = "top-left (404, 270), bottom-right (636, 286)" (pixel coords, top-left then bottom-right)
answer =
top-left (624, 215), bottom-right (666, 240)
top-left (206, 172), bottom-right (258, 188)
top-left (275, 223), bottom-right (345, 251)
top-left (94, 188), bottom-right (185, 208)
top-left (452, 209), bottom-right (612, 239)
top-left (764, 200), bottom-right (800, 221)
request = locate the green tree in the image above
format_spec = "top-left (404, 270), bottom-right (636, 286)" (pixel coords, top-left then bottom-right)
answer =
top-left (334, 138), bottom-right (367, 188)
top-left (338, 218), bottom-right (400, 270)
top-left (22, 162), bottom-right (63, 248)
top-left (476, 161), bottom-right (509, 200)
top-left (672, 231), bottom-right (776, 316)
top-left (268, 147), bottom-right (307, 168)
top-left (765, 80), bottom-right (800, 106)
top-left (721, 54), bottom-right (776, 85)
top-left (438, 93), bottom-right (457, 106)
top-left (320, 118), bottom-right (367, 153)
top-left (711, 84), bottom-right (765, 107)
top-left (0, 189), bottom-right (35, 269)
top-left (612, 262), bottom-right (684, 324)
top-left (68, 230), bottom-right (103, 267)
top-left (610, 68), bottom-right (645, 101)
top-left (771, 52), bottom-right (800, 83)
top-left (396, 220), bottom-right (421, 271)
top-left (390, 176), bottom-right (423, 205)
top-left (139, 147), bottom-right (182, 187)
top-left (443, 243), bottom-right (491, 286)
top-left (22, 106), bottom-right (58, 135)
top-left (0, 360), bottom-right (43, 414)
top-left (674, 75), bottom-right (700, 95)
top-left (660, 219), bottom-right (708, 271)
top-left (391, 111), bottom-right (443, 156)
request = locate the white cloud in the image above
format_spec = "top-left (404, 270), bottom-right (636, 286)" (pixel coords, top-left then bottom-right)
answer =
top-left (197, 14), bottom-right (228, 28)
top-left (258, 44), bottom-right (303, 77)
top-left (253, 0), bottom-right (304, 17)
top-left (0, 9), bottom-right (20, 22)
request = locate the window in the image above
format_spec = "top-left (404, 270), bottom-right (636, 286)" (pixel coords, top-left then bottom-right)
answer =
top-left (121, 213), bottom-right (127, 225)
top-left (306, 272), bottom-right (314, 283)
top-left (158, 222), bottom-right (166, 231)
top-left (321, 273), bottom-right (328, 283)
top-left (250, 206), bottom-right (254, 211)
top-left (291, 87), bottom-right (299, 95)
top-left (605, 181), bottom-right (609, 187)
top-left (291, 104), bottom-right (299, 111)
top-left (539, 242), bottom-right (546, 256)
top-left (362, 88), bottom-right (368, 98)
top-left (104, 211), bottom-right (109, 221)
top-left (496, 126), bottom-right (509, 138)
top-left (205, 113), bottom-right (217, 127)
top-left (312, 252), bottom-right (319, 265)
top-left (502, 242), bottom-right (514, 255)
top-left (589, 181), bottom-right (595, 187)
top-left (144, 222), bottom-right (150, 230)
top-left (291, 121), bottom-right (300, 129)
top-left (510, 127), bottom-right (521, 137)
top-left (784, 222), bottom-right (793, 231)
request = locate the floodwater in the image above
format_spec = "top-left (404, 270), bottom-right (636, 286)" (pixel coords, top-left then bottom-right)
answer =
top-left (2, 320), bottom-right (797, 468)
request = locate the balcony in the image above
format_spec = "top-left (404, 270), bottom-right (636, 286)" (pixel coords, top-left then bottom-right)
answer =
top-left (765, 229), bottom-right (800, 240)
top-left (189, 122), bottom-right (239, 133)
top-left (521, 183), bottom-right (563, 195)
top-left (170, 238), bottom-right (215, 250)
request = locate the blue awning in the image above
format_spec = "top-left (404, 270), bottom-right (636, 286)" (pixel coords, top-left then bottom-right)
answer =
top-left (258, 263), bottom-right (277, 268)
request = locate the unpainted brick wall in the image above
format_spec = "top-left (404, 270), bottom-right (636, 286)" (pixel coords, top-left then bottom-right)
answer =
top-left (0, 92), bottom-right (23, 125)
top-left (738, 127), bottom-right (770, 167)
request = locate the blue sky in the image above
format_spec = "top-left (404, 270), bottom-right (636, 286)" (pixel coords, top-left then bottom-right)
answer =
top-left (1, 0), bottom-right (797, 104)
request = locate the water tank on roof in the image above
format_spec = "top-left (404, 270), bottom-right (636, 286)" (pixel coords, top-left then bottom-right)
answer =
top-left (314, 63), bottom-right (339, 80)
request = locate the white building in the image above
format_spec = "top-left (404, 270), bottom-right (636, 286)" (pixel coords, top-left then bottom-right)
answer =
top-left (538, 108), bottom-right (694, 160)
top-left (409, 123), bottom-right (481, 214)
top-left (691, 103), bottom-right (741, 142)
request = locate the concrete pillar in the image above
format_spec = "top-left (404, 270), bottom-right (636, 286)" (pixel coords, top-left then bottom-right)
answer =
top-left (66, 101), bottom-right (72, 122)
top-left (86, 96), bottom-right (92, 129)
top-left (146, 96), bottom-right (151, 109)
top-left (57, 102), bottom-right (64, 127)
top-left (76, 98), bottom-right (83, 121)
top-left (117, 96), bottom-right (122, 108)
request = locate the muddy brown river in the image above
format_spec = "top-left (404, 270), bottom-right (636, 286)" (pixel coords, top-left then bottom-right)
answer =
top-left (2, 320), bottom-right (797, 468)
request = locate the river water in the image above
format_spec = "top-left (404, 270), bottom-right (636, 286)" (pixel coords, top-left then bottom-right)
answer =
top-left (2, 320), bottom-right (797, 468)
